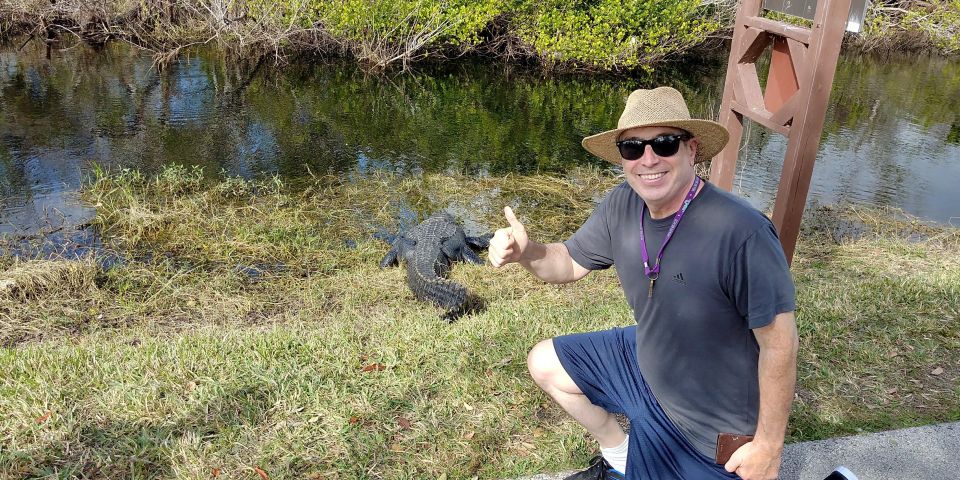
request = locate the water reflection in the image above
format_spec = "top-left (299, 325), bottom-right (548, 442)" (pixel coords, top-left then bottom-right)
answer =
top-left (734, 53), bottom-right (960, 224)
top-left (1, 40), bottom-right (958, 245)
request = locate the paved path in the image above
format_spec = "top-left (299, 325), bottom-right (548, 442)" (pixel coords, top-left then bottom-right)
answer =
top-left (779, 422), bottom-right (960, 479)
top-left (517, 421), bottom-right (960, 479)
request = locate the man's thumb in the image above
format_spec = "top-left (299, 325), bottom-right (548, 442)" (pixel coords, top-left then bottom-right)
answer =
top-left (504, 206), bottom-right (523, 230)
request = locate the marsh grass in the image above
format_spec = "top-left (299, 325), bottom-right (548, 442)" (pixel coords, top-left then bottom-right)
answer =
top-left (0, 260), bottom-right (96, 302)
top-left (1, 166), bottom-right (958, 478)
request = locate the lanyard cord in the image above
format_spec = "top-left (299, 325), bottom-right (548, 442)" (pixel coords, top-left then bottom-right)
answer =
top-left (639, 175), bottom-right (701, 280)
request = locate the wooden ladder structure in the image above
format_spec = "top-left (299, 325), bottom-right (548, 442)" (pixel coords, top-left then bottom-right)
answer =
top-left (709, 0), bottom-right (853, 263)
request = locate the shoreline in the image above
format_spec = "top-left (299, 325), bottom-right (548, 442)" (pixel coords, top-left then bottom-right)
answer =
top-left (2, 1), bottom-right (957, 73)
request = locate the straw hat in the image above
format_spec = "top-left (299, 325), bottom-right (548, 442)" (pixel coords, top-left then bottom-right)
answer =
top-left (582, 86), bottom-right (730, 164)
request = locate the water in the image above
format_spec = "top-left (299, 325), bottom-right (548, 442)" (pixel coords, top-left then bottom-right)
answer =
top-left (734, 54), bottom-right (960, 225)
top-left (1, 40), bottom-right (958, 250)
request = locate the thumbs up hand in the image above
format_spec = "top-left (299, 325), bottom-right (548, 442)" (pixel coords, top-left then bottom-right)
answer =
top-left (488, 206), bottom-right (529, 268)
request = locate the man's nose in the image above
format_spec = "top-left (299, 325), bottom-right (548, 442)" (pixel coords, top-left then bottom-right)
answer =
top-left (624, 145), bottom-right (658, 166)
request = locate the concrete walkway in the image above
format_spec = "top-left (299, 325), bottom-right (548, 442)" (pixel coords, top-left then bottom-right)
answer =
top-left (518, 421), bottom-right (960, 479)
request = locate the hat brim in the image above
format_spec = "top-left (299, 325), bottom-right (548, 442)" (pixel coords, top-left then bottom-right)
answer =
top-left (582, 119), bottom-right (730, 165)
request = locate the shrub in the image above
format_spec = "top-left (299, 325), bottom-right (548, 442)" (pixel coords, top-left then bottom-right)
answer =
top-left (510, 0), bottom-right (728, 70)
top-left (2, 0), bottom-right (957, 71)
top-left (309, 0), bottom-right (503, 67)
top-left (858, 0), bottom-right (960, 54)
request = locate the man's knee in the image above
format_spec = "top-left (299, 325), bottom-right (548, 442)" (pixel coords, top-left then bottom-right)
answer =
top-left (527, 338), bottom-right (572, 391)
top-left (527, 339), bottom-right (558, 387)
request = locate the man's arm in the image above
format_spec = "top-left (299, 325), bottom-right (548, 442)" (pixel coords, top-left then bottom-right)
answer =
top-left (514, 241), bottom-right (590, 284)
top-left (488, 206), bottom-right (591, 284)
top-left (725, 310), bottom-right (799, 480)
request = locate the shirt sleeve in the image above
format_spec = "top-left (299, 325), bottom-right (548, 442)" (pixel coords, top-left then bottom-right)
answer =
top-left (727, 223), bottom-right (797, 329)
top-left (562, 194), bottom-right (615, 271)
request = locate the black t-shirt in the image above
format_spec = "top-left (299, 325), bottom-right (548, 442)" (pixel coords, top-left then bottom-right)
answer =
top-left (563, 180), bottom-right (796, 458)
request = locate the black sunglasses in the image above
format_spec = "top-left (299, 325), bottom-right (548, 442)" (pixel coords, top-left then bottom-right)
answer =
top-left (616, 133), bottom-right (692, 160)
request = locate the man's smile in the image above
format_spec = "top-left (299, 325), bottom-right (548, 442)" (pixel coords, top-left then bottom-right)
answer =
top-left (638, 172), bottom-right (667, 181)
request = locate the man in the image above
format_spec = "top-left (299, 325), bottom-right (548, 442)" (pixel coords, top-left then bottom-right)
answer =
top-left (488, 87), bottom-right (799, 480)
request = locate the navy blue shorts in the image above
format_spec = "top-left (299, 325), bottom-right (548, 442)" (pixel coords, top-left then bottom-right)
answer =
top-left (553, 325), bottom-right (739, 480)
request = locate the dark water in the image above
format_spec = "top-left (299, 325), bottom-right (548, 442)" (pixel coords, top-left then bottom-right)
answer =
top-left (1, 41), bottom-right (958, 250)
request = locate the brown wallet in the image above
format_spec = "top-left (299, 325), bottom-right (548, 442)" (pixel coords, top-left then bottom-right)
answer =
top-left (715, 433), bottom-right (754, 464)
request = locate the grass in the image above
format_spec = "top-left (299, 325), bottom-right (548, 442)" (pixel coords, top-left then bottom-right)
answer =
top-left (789, 206), bottom-right (960, 439)
top-left (1, 165), bottom-right (958, 478)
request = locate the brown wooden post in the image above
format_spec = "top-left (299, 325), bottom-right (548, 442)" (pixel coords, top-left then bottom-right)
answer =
top-left (709, 0), bottom-right (764, 191)
top-left (709, 0), bottom-right (854, 263)
top-left (771, 0), bottom-right (851, 261)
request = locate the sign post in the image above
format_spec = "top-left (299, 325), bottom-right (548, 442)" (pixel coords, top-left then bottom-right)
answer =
top-left (709, 0), bottom-right (866, 263)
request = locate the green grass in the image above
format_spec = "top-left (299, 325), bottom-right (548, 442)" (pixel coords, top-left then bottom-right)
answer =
top-left (1, 166), bottom-right (958, 478)
top-left (788, 206), bottom-right (960, 440)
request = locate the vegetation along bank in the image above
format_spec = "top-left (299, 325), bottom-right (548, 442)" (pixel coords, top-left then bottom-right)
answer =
top-left (1, 0), bottom-right (958, 71)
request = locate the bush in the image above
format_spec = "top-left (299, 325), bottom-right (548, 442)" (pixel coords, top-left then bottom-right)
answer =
top-left (858, 0), bottom-right (960, 54)
top-left (510, 0), bottom-right (728, 70)
top-left (304, 0), bottom-right (734, 70)
top-left (309, 0), bottom-right (503, 67)
top-left (2, 0), bottom-right (957, 71)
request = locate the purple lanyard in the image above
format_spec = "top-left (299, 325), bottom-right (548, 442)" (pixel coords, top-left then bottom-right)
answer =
top-left (639, 175), bottom-right (701, 297)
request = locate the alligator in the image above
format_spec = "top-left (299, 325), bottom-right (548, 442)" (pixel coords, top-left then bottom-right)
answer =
top-left (379, 212), bottom-right (491, 321)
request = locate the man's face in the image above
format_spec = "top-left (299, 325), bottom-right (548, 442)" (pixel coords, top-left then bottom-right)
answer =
top-left (619, 126), bottom-right (699, 217)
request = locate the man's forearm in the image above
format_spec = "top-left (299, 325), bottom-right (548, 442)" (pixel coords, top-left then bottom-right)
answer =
top-left (517, 241), bottom-right (584, 284)
top-left (753, 312), bottom-right (799, 449)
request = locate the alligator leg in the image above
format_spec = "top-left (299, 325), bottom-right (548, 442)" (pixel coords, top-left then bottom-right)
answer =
top-left (442, 236), bottom-right (484, 265)
top-left (379, 238), bottom-right (415, 268)
top-left (379, 245), bottom-right (400, 268)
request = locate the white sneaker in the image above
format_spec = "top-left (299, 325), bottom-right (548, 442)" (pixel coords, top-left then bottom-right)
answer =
top-left (824, 466), bottom-right (859, 480)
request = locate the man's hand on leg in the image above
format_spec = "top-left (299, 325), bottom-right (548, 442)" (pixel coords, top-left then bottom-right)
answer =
top-left (724, 440), bottom-right (782, 480)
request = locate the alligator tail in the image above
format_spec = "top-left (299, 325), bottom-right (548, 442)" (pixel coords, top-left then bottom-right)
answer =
top-left (406, 261), bottom-right (470, 319)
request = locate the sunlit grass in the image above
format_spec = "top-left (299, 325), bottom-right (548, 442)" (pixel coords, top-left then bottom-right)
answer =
top-left (0, 165), bottom-right (957, 478)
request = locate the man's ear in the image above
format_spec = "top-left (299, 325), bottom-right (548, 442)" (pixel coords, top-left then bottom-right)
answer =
top-left (687, 137), bottom-right (700, 164)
